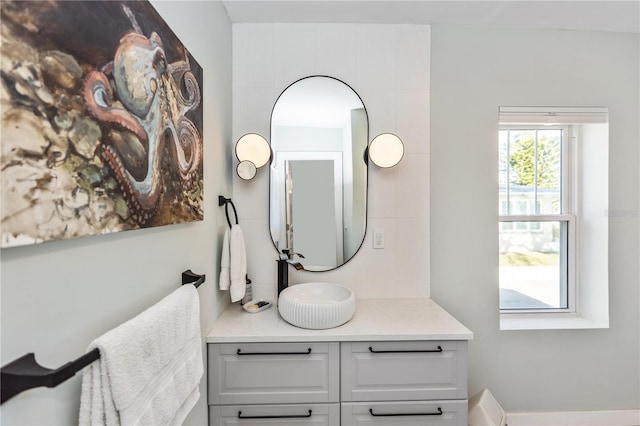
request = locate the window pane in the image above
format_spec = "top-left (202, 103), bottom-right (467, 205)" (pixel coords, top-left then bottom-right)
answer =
top-left (500, 128), bottom-right (565, 217)
top-left (498, 130), bottom-right (509, 213)
top-left (499, 221), bottom-right (567, 310)
top-left (508, 130), bottom-right (536, 210)
top-left (500, 222), bottom-right (513, 231)
top-left (515, 221), bottom-right (528, 231)
top-left (500, 201), bottom-right (508, 215)
top-left (536, 129), bottom-right (562, 214)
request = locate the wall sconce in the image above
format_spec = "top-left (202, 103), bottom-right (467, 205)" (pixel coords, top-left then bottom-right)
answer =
top-left (236, 160), bottom-right (257, 180)
top-left (235, 133), bottom-right (271, 180)
top-left (368, 133), bottom-right (404, 168)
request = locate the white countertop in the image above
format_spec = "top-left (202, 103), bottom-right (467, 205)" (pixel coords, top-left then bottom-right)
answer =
top-left (206, 298), bottom-right (473, 343)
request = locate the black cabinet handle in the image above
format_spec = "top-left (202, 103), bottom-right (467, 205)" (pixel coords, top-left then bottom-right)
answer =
top-left (236, 348), bottom-right (312, 356)
top-left (369, 407), bottom-right (443, 417)
top-left (368, 345), bottom-right (442, 353)
top-left (238, 409), bottom-right (312, 419)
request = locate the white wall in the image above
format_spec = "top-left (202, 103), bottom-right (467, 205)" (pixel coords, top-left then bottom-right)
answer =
top-left (0, 2), bottom-right (232, 424)
top-left (431, 26), bottom-right (639, 412)
top-left (232, 23), bottom-right (431, 299)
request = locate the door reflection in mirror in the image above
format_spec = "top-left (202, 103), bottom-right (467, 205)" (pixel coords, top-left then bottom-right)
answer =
top-left (281, 154), bottom-right (342, 269)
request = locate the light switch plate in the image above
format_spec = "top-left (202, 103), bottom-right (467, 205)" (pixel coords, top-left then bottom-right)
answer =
top-left (373, 228), bottom-right (384, 249)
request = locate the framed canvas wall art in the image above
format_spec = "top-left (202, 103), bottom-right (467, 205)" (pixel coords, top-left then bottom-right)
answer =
top-left (0, 1), bottom-right (204, 248)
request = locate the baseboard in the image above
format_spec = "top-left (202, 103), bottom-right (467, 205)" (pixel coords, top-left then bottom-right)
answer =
top-left (506, 409), bottom-right (640, 426)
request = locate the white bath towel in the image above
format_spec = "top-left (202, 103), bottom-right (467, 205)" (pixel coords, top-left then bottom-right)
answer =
top-left (229, 224), bottom-right (247, 303)
top-left (78, 285), bottom-right (203, 426)
top-left (218, 227), bottom-right (230, 291)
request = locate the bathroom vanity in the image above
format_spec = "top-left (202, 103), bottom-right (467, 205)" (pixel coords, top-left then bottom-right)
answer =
top-left (207, 298), bottom-right (473, 425)
top-left (217, 74), bottom-right (473, 424)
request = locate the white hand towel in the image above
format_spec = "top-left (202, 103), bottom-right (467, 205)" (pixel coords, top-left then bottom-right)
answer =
top-left (229, 224), bottom-right (247, 303)
top-left (218, 227), bottom-right (230, 291)
top-left (78, 285), bottom-right (203, 426)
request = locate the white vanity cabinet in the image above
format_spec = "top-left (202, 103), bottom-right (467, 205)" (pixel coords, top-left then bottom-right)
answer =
top-left (208, 340), bottom-right (468, 425)
top-left (341, 400), bottom-right (467, 426)
top-left (209, 403), bottom-right (340, 425)
top-left (208, 342), bottom-right (340, 425)
top-left (341, 340), bottom-right (467, 401)
top-left (340, 340), bottom-right (468, 425)
top-left (208, 342), bottom-right (339, 405)
top-left (207, 299), bottom-right (473, 426)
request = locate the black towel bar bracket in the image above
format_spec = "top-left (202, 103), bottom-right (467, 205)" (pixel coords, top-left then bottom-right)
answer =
top-left (181, 269), bottom-right (206, 288)
top-left (0, 349), bottom-right (101, 405)
top-left (0, 270), bottom-right (206, 405)
top-left (218, 195), bottom-right (238, 229)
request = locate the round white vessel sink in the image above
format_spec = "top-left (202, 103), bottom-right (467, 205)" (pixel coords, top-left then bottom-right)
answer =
top-left (278, 282), bottom-right (356, 329)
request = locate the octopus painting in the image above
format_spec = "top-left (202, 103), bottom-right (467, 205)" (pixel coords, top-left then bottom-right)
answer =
top-left (1, 1), bottom-right (204, 247)
top-left (84, 12), bottom-right (202, 225)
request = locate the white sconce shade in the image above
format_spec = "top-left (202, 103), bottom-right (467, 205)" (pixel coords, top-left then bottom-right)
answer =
top-left (368, 133), bottom-right (404, 168)
top-left (235, 133), bottom-right (271, 168)
top-left (237, 160), bottom-right (257, 180)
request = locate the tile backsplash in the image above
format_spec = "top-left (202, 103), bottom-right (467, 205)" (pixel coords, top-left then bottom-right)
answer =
top-left (232, 23), bottom-right (431, 299)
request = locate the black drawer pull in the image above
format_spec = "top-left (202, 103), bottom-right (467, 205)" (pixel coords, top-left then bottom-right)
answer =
top-left (236, 348), bottom-right (312, 356)
top-left (238, 409), bottom-right (312, 419)
top-left (368, 345), bottom-right (442, 353)
top-left (369, 407), bottom-right (443, 417)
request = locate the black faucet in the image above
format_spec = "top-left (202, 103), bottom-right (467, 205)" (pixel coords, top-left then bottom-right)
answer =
top-left (277, 249), bottom-right (305, 297)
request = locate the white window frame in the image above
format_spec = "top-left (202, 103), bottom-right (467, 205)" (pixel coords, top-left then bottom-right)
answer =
top-left (499, 125), bottom-right (575, 314)
top-left (498, 106), bottom-right (609, 331)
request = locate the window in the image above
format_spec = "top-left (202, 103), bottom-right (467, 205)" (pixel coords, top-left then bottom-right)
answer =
top-left (499, 125), bottom-right (573, 312)
top-left (498, 107), bottom-right (609, 330)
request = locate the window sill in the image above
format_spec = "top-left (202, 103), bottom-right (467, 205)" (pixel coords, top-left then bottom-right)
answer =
top-left (500, 312), bottom-right (609, 330)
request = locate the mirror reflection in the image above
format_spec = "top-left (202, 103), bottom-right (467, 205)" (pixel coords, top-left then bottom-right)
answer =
top-left (270, 76), bottom-right (368, 271)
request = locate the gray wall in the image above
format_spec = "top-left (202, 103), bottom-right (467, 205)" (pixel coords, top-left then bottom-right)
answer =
top-left (0, 2), bottom-right (232, 424)
top-left (430, 26), bottom-right (639, 412)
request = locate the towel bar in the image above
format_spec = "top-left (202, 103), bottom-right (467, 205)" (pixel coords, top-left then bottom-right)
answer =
top-left (0, 270), bottom-right (206, 404)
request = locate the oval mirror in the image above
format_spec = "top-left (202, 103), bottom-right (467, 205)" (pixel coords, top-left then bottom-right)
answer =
top-left (270, 76), bottom-right (368, 271)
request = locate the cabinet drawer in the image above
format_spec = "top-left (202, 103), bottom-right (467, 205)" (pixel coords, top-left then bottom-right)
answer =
top-left (210, 403), bottom-right (340, 426)
top-left (208, 342), bottom-right (339, 405)
top-left (341, 341), bottom-right (467, 401)
top-left (341, 400), bottom-right (467, 426)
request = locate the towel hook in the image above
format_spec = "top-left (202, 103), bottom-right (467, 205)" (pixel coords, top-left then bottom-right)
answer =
top-left (218, 196), bottom-right (238, 229)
